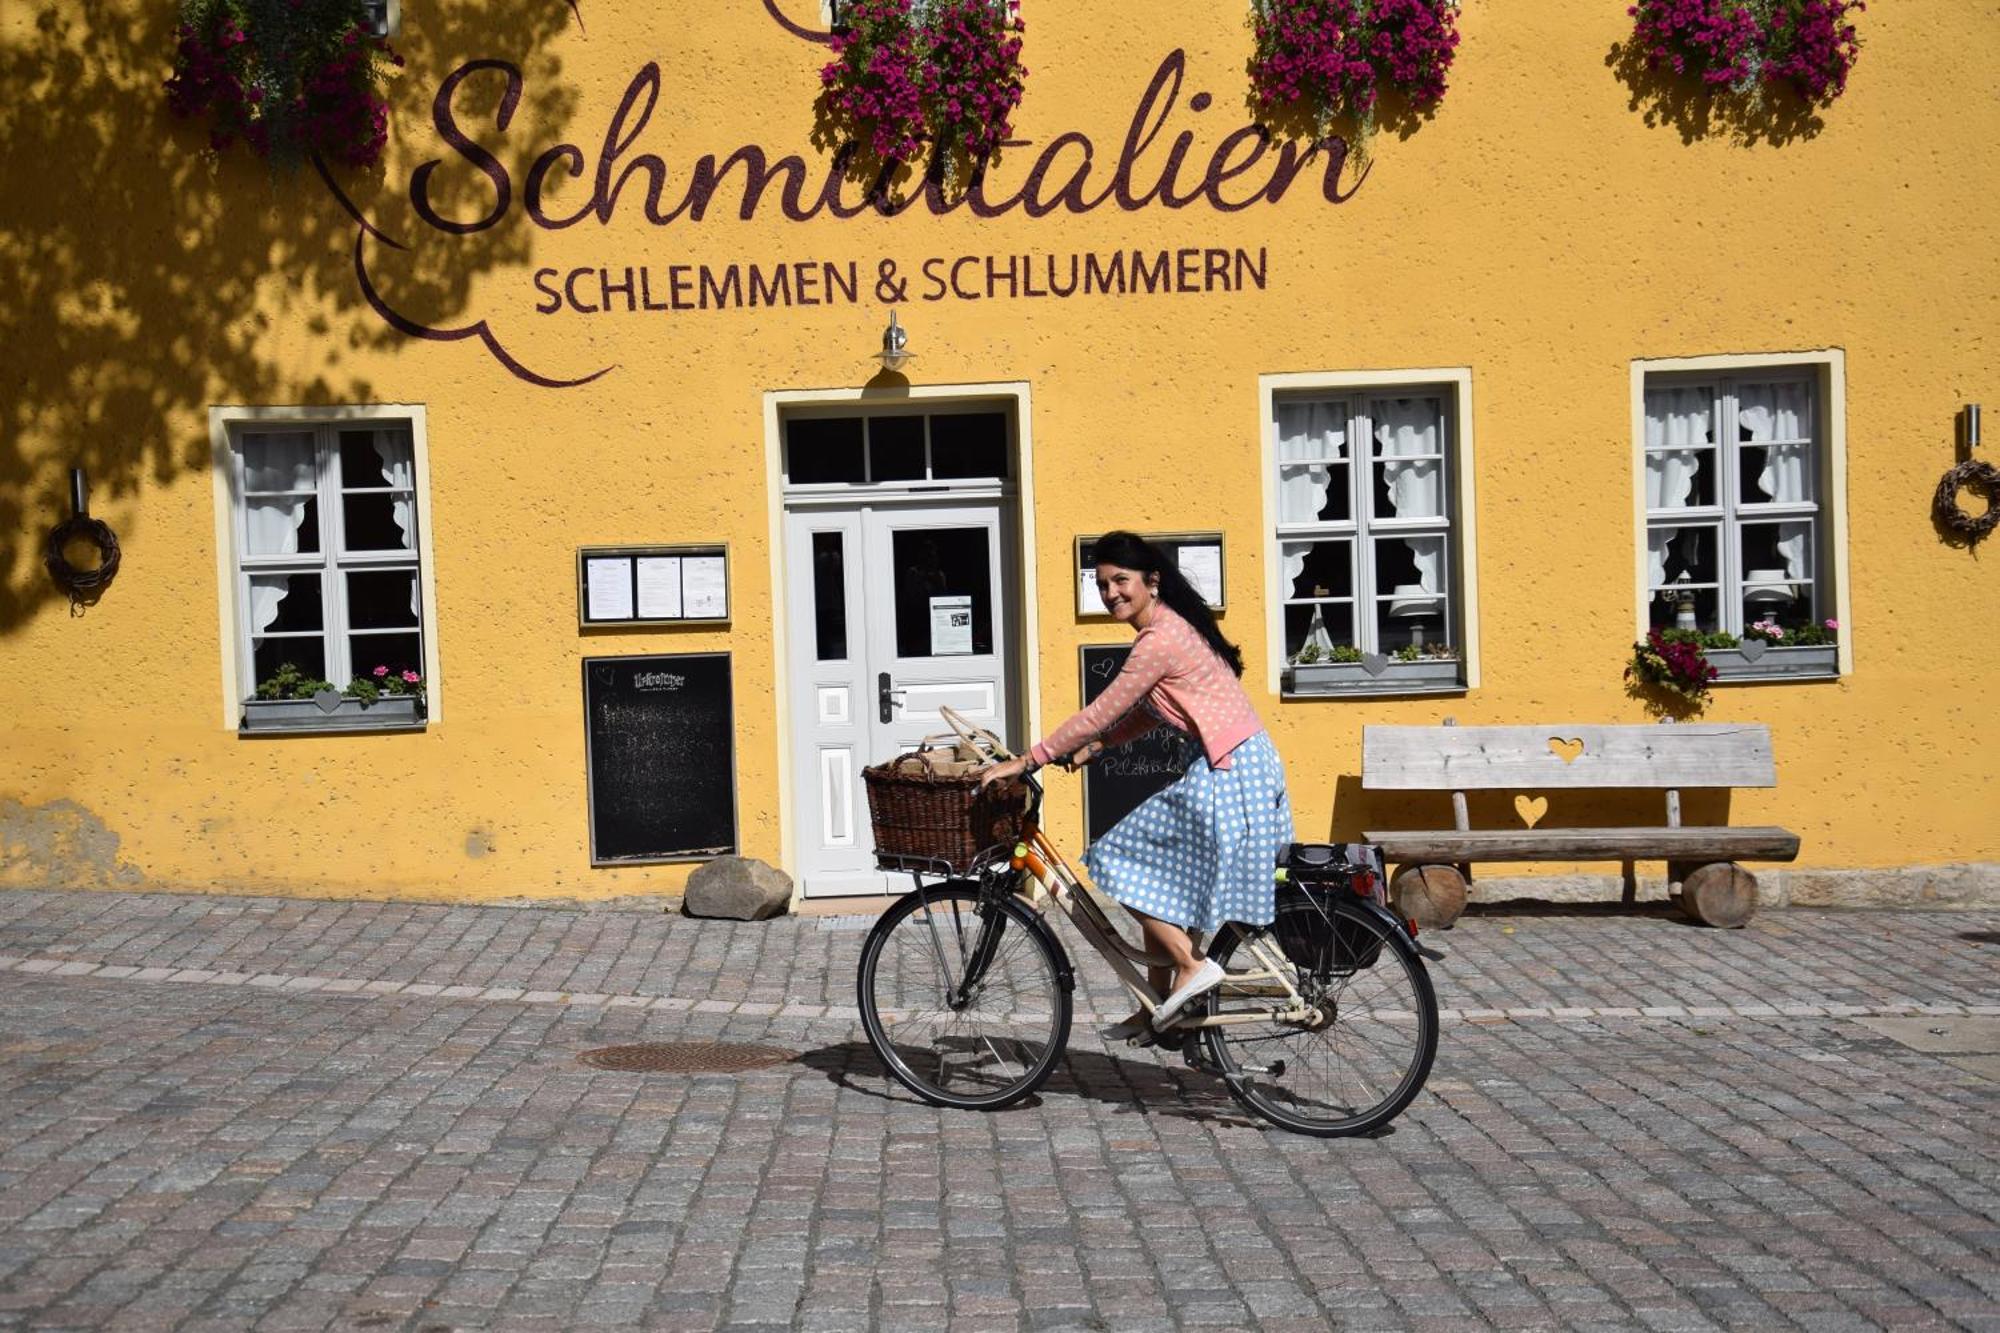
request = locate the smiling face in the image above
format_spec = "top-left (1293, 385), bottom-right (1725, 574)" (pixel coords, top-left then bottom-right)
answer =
top-left (1095, 562), bottom-right (1159, 626)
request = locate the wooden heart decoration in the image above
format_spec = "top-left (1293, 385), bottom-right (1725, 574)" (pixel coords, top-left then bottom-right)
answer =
top-left (1360, 653), bottom-right (1391, 676)
top-left (312, 688), bottom-right (343, 714)
top-left (1738, 638), bottom-right (1767, 662)
top-left (1515, 794), bottom-right (1548, 828)
top-left (1548, 737), bottom-right (1584, 765)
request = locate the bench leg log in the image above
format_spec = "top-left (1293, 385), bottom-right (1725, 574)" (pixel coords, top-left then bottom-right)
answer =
top-left (1390, 864), bottom-right (1468, 931)
top-left (1671, 860), bottom-right (1759, 929)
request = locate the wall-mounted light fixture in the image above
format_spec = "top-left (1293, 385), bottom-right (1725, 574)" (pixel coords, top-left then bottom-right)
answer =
top-left (876, 311), bottom-right (913, 373)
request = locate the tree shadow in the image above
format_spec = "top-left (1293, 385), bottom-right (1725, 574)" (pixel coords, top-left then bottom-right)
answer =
top-left (794, 1038), bottom-right (1265, 1129)
top-left (0, 0), bottom-right (579, 632)
top-left (1604, 39), bottom-right (1824, 146)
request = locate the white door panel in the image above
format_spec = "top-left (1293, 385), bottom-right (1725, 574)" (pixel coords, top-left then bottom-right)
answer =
top-left (785, 498), bottom-right (1016, 897)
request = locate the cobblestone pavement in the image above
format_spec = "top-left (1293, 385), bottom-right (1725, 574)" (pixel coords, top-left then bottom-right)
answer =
top-left (0, 890), bottom-right (1995, 1332)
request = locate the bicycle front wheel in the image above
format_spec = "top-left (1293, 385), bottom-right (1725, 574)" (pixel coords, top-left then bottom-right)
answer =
top-left (857, 882), bottom-right (1073, 1111)
top-left (1202, 895), bottom-right (1438, 1137)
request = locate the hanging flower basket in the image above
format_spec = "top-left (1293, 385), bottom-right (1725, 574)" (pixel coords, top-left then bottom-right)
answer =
top-left (1626, 0), bottom-right (1863, 106)
top-left (1625, 629), bottom-right (1718, 706)
top-left (166, 0), bottom-right (403, 168)
top-left (819, 0), bottom-right (1027, 180)
top-left (1248, 0), bottom-right (1461, 132)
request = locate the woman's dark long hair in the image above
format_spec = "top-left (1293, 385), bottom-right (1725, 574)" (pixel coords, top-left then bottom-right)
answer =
top-left (1091, 530), bottom-right (1244, 677)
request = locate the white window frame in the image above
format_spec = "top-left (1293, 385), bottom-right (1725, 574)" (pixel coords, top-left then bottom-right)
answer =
top-left (1258, 368), bottom-right (1481, 697)
top-left (208, 404), bottom-right (443, 728)
top-left (1629, 351), bottom-right (1852, 677)
top-left (363, 0), bottom-right (400, 38)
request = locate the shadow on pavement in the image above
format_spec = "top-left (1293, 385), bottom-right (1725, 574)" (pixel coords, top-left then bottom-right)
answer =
top-left (1461, 899), bottom-right (1694, 923)
top-left (794, 1039), bottom-right (1264, 1130)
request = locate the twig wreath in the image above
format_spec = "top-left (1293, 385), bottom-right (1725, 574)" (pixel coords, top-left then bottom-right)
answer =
top-left (44, 515), bottom-right (122, 601)
top-left (1933, 458), bottom-right (2000, 542)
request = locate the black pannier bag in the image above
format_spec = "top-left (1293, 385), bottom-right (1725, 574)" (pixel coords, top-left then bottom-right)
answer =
top-left (1275, 843), bottom-right (1390, 977)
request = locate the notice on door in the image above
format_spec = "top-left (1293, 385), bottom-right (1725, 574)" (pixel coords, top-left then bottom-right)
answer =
top-left (929, 595), bottom-right (974, 655)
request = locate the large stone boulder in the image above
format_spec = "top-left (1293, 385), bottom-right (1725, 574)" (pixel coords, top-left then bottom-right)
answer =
top-left (682, 856), bottom-right (793, 921)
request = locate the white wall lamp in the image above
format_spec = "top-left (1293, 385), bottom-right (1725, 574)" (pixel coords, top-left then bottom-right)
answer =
top-left (876, 311), bottom-right (913, 373)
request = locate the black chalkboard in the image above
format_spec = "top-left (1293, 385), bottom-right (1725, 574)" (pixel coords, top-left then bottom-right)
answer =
top-left (583, 653), bottom-right (737, 864)
top-left (1079, 644), bottom-right (1198, 846)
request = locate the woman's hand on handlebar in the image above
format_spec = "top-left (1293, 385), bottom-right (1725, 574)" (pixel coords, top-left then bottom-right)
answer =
top-left (977, 755), bottom-right (1033, 791)
top-left (1059, 740), bottom-right (1104, 770)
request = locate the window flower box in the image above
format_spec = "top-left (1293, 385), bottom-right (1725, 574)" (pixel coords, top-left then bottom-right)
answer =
top-left (1284, 657), bottom-right (1464, 698)
top-left (1705, 644), bottom-right (1837, 681)
top-left (240, 693), bottom-right (426, 735)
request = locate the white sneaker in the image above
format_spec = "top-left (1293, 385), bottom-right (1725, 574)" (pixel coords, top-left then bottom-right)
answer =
top-left (1151, 959), bottom-right (1225, 1031)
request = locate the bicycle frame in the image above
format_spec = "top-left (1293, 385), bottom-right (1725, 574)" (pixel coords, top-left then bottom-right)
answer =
top-left (1003, 821), bottom-right (1323, 1031)
top-left (910, 707), bottom-right (1324, 1032)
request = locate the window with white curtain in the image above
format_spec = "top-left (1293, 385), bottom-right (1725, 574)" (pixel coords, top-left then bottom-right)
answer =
top-left (1642, 370), bottom-right (1826, 637)
top-left (1273, 389), bottom-right (1459, 668)
top-left (228, 420), bottom-right (425, 697)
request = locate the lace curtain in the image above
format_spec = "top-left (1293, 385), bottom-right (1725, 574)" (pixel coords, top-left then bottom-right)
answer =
top-left (369, 428), bottom-right (417, 556)
top-left (1277, 402), bottom-right (1343, 592)
top-left (368, 428), bottom-right (420, 618)
top-left (1374, 397), bottom-right (1443, 594)
top-left (242, 433), bottom-right (314, 642)
top-left (1738, 383), bottom-right (1811, 581)
top-left (1643, 386), bottom-right (1711, 585)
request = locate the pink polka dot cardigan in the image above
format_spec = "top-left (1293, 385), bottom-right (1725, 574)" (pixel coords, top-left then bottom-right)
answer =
top-left (1030, 603), bottom-right (1264, 771)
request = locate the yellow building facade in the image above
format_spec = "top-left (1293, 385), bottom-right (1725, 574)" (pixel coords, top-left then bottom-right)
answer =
top-left (2, 0), bottom-right (1995, 907)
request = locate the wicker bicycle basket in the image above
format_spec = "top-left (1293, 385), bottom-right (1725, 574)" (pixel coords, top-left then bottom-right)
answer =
top-left (863, 751), bottom-right (1025, 873)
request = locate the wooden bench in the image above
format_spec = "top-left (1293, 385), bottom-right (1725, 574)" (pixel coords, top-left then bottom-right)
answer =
top-left (1360, 721), bottom-right (1801, 929)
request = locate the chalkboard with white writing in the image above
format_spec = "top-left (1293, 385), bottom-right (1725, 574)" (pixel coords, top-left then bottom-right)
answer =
top-left (583, 653), bottom-right (737, 864)
top-left (1078, 644), bottom-right (1198, 846)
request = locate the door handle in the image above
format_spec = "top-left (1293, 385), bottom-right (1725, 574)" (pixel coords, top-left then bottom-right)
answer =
top-left (877, 672), bottom-right (906, 724)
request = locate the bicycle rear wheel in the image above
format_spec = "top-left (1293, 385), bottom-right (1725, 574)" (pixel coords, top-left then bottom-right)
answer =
top-left (1202, 894), bottom-right (1437, 1137)
top-left (857, 881), bottom-right (1073, 1111)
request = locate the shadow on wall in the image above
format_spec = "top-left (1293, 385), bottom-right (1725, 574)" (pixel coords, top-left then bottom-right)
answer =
top-left (1321, 774), bottom-right (1733, 842)
top-left (0, 0), bottom-right (579, 632)
top-left (1604, 38), bottom-right (1826, 147)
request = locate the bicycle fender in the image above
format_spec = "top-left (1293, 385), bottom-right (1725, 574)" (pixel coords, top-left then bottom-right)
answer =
top-left (904, 881), bottom-right (1076, 993)
top-left (1342, 893), bottom-right (1447, 963)
top-left (1009, 899), bottom-right (1076, 992)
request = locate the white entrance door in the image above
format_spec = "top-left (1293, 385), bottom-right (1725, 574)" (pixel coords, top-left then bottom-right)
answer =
top-left (784, 501), bottom-right (1016, 896)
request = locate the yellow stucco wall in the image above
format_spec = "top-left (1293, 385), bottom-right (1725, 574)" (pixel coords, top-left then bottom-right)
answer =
top-left (1, 0), bottom-right (1995, 901)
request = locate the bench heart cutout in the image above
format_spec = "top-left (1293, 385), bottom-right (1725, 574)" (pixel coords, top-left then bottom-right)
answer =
top-left (1548, 737), bottom-right (1584, 764)
top-left (1515, 794), bottom-right (1549, 828)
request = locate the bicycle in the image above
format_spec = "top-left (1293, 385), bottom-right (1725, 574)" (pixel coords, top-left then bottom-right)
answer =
top-left (855, 714), bottom-right (1444, 1138)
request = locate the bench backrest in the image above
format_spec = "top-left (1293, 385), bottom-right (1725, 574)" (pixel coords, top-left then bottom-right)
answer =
top-left (1362, 723), bottom-right (1777, 791)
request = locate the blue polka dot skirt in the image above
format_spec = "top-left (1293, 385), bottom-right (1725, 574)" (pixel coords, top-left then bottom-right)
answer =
top-left (1082, 731), bottom-right (1293, 933)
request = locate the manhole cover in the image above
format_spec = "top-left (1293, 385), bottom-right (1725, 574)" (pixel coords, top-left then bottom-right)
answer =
top-left (577, 1042), bottom-right (794, 1073)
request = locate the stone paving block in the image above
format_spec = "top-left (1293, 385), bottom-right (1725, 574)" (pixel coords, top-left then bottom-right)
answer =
top-left (0, 892), bottom-right (1995, 1330)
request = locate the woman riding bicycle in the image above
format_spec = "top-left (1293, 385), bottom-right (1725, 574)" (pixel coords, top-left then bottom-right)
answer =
top-left (979, 530), bottom-right (1293, 1036)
